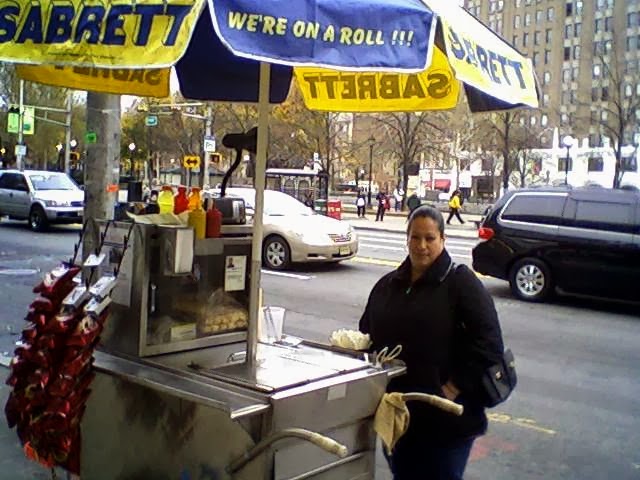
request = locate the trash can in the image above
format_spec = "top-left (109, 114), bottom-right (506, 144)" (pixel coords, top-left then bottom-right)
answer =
top-left (327, 200), bottom-right (342, 220)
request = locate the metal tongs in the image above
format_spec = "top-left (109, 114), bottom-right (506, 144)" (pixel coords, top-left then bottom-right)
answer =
top-left (371, 344), bottom-right (403, 367)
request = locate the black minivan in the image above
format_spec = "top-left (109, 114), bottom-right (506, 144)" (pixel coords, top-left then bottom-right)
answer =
top-left (472, 187), bottom-right (640, 302)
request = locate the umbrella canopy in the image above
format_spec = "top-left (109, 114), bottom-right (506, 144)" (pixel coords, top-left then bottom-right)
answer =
top-left (0, 0), bottom-right (539, 111)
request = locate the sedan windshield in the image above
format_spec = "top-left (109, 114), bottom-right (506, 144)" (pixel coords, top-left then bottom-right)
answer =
top-left (28, 173), bottom-right (77, 191)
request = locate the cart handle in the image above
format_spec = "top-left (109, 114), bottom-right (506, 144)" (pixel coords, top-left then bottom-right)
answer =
top-left (402, 393), bottom-right (464, 416)
top-left (227, 427), bottom-right (348, 475)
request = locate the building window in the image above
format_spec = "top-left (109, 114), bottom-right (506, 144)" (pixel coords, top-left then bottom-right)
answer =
top-left (558, 157), bottom-right (573, 172)
top-left (600, 110), bottom-right (608, 121)
top-left (566, 2), bottom-right (573, 15)
top-left (601, 87), bottom-right (609, 101)
top-left (544, 50), bottom-right (551, 64)
top-left (498, 0), bottom-right (504, 11)
top-left (574, 23), bottom-right (581, 36)
top-left (543, 93), bottom-right (550, 105)
top-left (605, 16), bottom-right (613, 31)
top-left (543, 71), bottom-right (551, 84)
top-left (576, 0), bottom-right (583, 14)
top-left (514, 15), bottom-right (521, 28)
top-left (535, 31), bottom-right (541, 45)
top-left (572, 67), bottom-right (579, 80)
top-left (604, 39), bottom-right (612, 53)
top-left (589, 133), bottom-right (600, 146)
top-left (622, 156), bottom-right (638, 173)
top-left (490, 1), bottom-right (496, 13)
top-left (564, 25), bottom-right (571, 39)
top-left (564, 46), bottom-right (571, 60)
top-left (596, 0), bottom-right (605, 8)
top-left (563, 68), bottom-right (571, 81)
top-left (591, 109), bottom-right (599, 121)
top-left (592, 64), bottom-right (601, 78)
top-left (524, 32), bottom-right (529, 46)
top-left (573, 45), bottom-right (581, 59)
top-left (562, 91), bottom-right (571, 104)
top-left (570, 91), bottom-right (577, 103)
top-left (497, 19), bottom-right (503, 33)
top-left (525, 12), bottom-right (531, 26)
top-left (515, 0), bottom-right (521, 7)
top-left (541, 114), bottom-right (548, 126)
top-left (595, 18), bottom-right (603, 32)
top-left (628, 12), bottom-right (639, 28)
top-left (536, 9), bottom-right (543, 23)
top-left (512, 35), bottom-right (518, 46)
top-left (533, 52), bottom-right (541, 65)
top-left (561, 113), bottom-right (569, 124)
top-left (588, 157), bottom-right (604, 172)
top-left (592, 87), bottom-right (599, 101)
top-left (546, 29), bottom-right (552, 43)
top-left (625, 84), bottom-right (633, 97)
top-left (547, 7), bottom-right (554, 20)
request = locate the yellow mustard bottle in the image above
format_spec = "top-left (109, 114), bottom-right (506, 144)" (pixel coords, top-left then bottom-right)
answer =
top-left (187, 187), bottom-right (206, 239)
top-left (157, 185), bottom-right (175, 214)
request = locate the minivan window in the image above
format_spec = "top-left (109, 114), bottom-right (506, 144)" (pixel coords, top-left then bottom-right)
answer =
top-left (501, 194), bottom-right (567, 225)
top-left (0, 173), bottom-right (26, 190)
top-left (571, 200), bottom-right (635, 233)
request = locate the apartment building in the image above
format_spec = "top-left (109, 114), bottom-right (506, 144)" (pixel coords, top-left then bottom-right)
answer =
top-left (465, 0), bottom-right (640, 146)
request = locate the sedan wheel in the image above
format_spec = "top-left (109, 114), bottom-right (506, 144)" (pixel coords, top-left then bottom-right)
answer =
top-left (263, 236), bottom-right (291, 270)
top-left (29, 206), bottom-right (49, 232)
top-left (509, 258), bottom-right (553, 302)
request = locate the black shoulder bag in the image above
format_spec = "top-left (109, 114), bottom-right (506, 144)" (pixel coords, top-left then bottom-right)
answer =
top-left (446, 263), bottom-right (517, 408)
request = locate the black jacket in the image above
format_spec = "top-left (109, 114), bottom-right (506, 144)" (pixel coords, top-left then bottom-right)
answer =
top-left (359, 250), bottom-right (504, 445)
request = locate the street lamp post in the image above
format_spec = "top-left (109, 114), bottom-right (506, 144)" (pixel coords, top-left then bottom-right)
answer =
top-left (367, 136), bottom-right (375, 207)
top-left (128, 142), bottom-right (136, 177)
top-left (561, 135), bottom-right (575, 185)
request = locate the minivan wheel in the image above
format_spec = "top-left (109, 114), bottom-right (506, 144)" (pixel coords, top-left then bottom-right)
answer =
top-left (29, 206), bottom-right (49, 232)
top-left (263, 235), bottom-right (291, 270)
top-left (509, 258), bottom-right (553, 302)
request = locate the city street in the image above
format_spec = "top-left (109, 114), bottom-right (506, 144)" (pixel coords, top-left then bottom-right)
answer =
top-left (0, 220), bottom-right (639, 479)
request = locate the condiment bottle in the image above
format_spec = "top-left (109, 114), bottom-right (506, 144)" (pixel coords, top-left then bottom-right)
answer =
top-left (206, 199), bottom-right (222, 238)
top-left (188, 186), bottom-right (203, 211)
top-left (188, 187), bottom-right (206, 239)
top-left (157, 186), bottom-right (174, 214)
top-left (174, 186), bottom-right (189, 214)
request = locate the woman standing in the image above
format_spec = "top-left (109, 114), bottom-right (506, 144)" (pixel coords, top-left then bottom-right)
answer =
top-left (447, 190), bottom-right (465, 225)
top-left (359, 206), bottom-right (505, 480)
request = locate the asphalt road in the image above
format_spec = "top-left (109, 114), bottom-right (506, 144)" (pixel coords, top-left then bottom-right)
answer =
top-left (0, 220), bottom-right (639, 479)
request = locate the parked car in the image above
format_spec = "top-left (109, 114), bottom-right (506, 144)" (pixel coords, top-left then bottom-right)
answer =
top-left (210, 187), bottom-right (358, 270)
top-left (472, 186), bottom-right (640, 303)
top-left (0, 170), bottom-right (84, 231)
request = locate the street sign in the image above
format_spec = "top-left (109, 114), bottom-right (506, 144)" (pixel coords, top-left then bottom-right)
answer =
top-left (6, 105), bottom-right (34, 135)
top-left (145, 115), bottom-right (158, 127)
top-left (22, 106), bottom-right (34, 135)
top-left (203, 136), bottom-right (216, 153)
top-left (85, 131), bottom-right (97, 144)
top-left (14, 144), bottom-right (26, 156)
top-left (183, 155), bottom-right (200, 169)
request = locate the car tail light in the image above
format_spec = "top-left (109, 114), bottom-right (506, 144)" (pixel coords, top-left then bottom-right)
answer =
top-left (478, 227), bottom-right (495, 240)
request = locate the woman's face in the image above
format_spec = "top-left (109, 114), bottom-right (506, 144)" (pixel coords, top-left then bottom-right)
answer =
top-left (407, 216), bottom-right (445, 273)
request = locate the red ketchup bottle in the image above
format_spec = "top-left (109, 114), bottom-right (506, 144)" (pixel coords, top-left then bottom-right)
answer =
top-left (174, 186), bottom-right (189, 215)
top-left (206, 199), bottom-right (222, 238)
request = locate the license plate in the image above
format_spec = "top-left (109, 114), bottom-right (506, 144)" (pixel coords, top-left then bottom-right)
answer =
top-left (339, 246), bottom-right (350, 256)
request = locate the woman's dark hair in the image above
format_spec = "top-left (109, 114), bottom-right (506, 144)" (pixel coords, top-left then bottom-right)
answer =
top-left (407, 205), bottom-right (445, 236)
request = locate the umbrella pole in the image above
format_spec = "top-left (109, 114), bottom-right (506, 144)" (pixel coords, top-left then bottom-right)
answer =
top-left (246, 62), bottom-right (271, 367)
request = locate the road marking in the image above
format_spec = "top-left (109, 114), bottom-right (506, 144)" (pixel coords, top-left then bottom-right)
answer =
top-left (0, 268), bottom-right (39, 276)
top-left (488, 413), bottom-right (557, 435)
top-left (351, 257), bottom-right (401, 267)
top-left (261, 270), bottom-right (314, 280)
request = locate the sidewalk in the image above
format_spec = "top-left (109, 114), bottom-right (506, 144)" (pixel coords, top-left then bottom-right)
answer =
top-left (343, 209), bottom-right (481, 240)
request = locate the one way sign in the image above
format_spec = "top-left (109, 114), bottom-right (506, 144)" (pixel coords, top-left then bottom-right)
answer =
top-left (183, 155), bottom-right (200, 169)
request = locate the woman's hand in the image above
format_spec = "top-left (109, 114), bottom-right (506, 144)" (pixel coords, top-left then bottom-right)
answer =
top-left (442, 381), bottom-right (460, 401)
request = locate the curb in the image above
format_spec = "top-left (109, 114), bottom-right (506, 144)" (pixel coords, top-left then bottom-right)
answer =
top-left (353, 225), bottom-right (478, 240)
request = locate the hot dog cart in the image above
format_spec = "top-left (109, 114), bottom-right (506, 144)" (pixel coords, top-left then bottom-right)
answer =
top-left (79, 218), bottom-right (405, 480)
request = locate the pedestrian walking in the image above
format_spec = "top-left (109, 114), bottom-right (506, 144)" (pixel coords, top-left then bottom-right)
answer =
top-left (447, 190), bottom-right (465, 225)
top-left (356, 190), bottom-right (366, 218)
top-left (393, 186), bottom-right (404, 212)
top-left (375, 191), bottom-right (387, 222)
top-left (359, 206), bottom-right (507, 480)
top-left (406, 193), bottom-right (421, 218)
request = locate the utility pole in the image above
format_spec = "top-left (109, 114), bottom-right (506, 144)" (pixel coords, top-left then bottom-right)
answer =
top-left (202, 105), bottom-right (213, 189)
top-left (83, 92), bottom-right (121, 259)
top-left (16, 80), bottom-right (24, 170)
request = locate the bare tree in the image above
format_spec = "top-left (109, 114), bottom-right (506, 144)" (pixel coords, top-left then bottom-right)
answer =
top-left (589, 45), bottom-right (640, 188)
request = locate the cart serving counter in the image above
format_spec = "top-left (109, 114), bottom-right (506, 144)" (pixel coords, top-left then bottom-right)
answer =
top-left (80, 219), bottom-right (404, 479)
